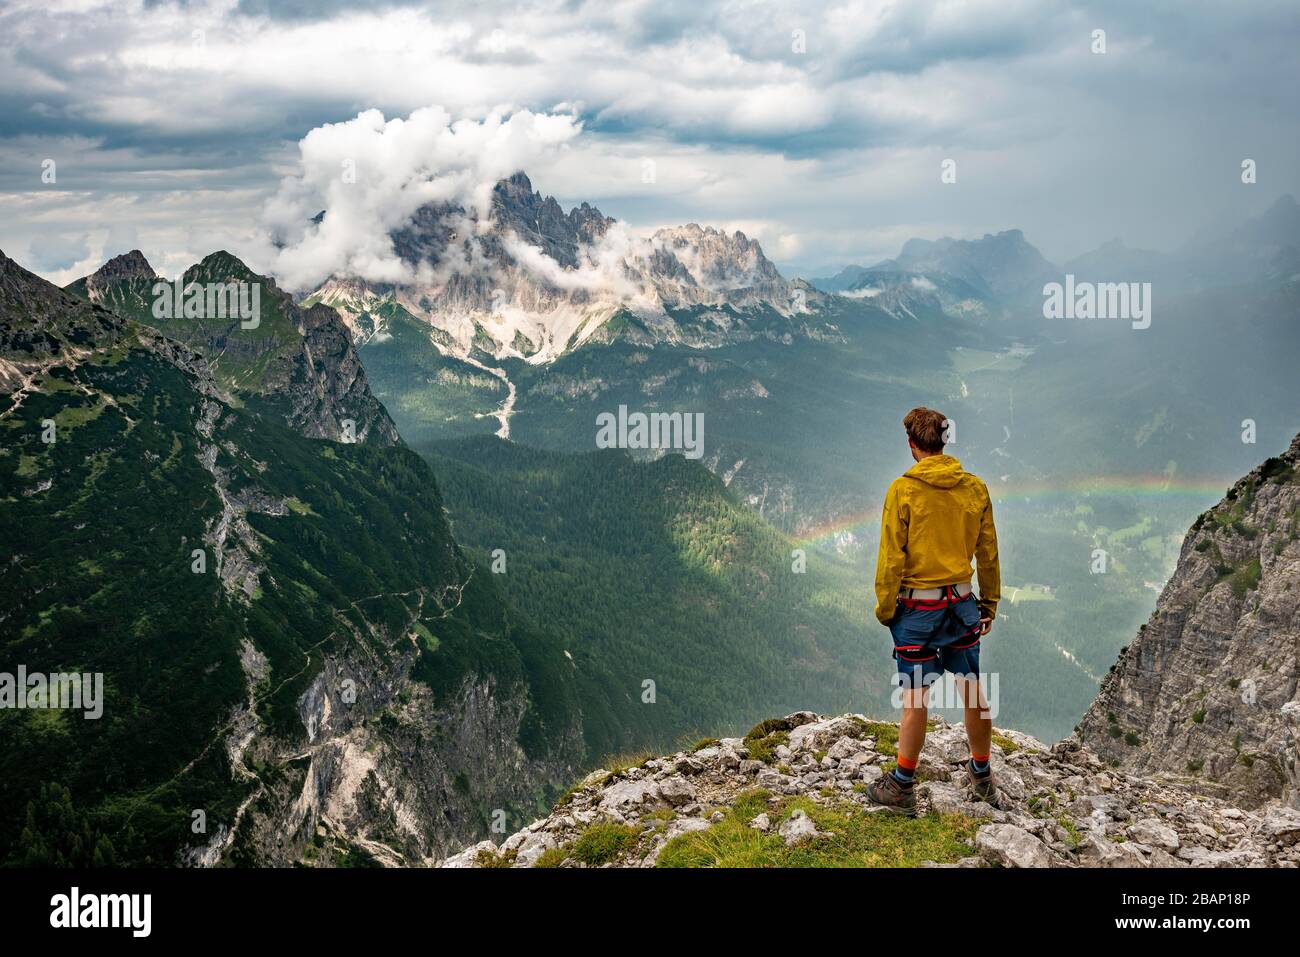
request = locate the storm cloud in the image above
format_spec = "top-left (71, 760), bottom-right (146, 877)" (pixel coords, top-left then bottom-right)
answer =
top-left (1, 0), bottom-right (1297, 283)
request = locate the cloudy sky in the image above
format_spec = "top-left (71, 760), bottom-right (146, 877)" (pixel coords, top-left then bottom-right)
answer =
top-left (2, 0), bottom-right (1298, 286)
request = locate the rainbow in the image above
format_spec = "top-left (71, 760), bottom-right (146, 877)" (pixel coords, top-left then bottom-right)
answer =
top-left (789, 473), bottom-right (1235, 548)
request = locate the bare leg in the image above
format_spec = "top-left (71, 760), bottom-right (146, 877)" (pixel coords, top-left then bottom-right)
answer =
top-left (897, 686), bottom-right (929, 765)
top-left (956, 676), bottom-right (992, 760)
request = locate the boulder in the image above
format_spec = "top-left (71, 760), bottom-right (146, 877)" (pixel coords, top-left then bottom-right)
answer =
top-left (1128, 818), bottom-right (1180, 852)
top-left (717, 748), bottom-right (742, 770)
top-left (514, 831), bottom-right (558, 868)
top-left (975, 824), bottom-right (1053, 868)
top-left (755, 768), bottom-right (797, 792)
top-left (788, 716), bottom-right (865, 752)
top-left (599, 779), bottom-right (665, 815)
top-left (665, 817), bottom-right (712, 841)
top-left (441, 840), bottom-right (497, 868)
top-left (826, 736), bottom-right (866, 761)
top-left (673, 757), bottom-right (706, 776)
top-left (658, 775), bottom-right (697, 807)
top-left (778, 809), bottom-right (823, 846)
top-left (923, 726), bottom-right (971, 763)
top-left (1260, 806), bottom-right (1300, 846)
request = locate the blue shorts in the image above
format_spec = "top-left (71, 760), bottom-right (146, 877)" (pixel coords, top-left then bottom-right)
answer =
top-left (888, 591), bottom-right (983, 690)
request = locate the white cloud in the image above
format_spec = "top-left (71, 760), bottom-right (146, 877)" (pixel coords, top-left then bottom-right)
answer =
top-left (1, 0), bottom-right (1298, 280)
top-left (255, 106), bottom-right (583, 290)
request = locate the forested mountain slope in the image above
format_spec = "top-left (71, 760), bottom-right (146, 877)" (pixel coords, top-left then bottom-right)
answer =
top-left (423, 436), bottom-right (879, 753)
top-left (1, 251), bottom-right (583, 866)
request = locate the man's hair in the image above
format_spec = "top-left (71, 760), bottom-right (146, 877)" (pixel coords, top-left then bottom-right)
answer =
top-left (903, 407), bottom-right (948, 453)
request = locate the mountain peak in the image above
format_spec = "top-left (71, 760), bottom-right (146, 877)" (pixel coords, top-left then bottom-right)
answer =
top-left (1, 251), bottom-right (123, 364)
top-left (500, 170), bottom-right (534, 192)
top-left (183, 250), bottom-right (276, 292)
top-left (90, 249), bottom-right (155, 284)
top-left (886, 228), bottom-right (1055, 299)
top-left (193, 249), bottom-right (255, 276)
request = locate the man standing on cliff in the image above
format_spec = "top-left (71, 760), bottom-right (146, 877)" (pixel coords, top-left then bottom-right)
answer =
top-left (866, 407), bottom-right (1001, 815)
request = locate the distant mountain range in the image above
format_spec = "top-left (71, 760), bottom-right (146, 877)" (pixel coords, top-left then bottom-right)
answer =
top-left (810, 194), bottom-right (1300, 308)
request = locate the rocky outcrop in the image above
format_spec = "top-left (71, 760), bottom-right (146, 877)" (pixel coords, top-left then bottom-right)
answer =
top-left (1080, 433), bottom-right (1300, 809)
top-left (224, 645), bottom-right (584, 867)
top-left (443, 711), bottom-right (1300, 868)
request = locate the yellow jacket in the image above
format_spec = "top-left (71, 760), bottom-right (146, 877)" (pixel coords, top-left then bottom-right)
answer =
top-left (874, 454), bottom-right (1000, 624)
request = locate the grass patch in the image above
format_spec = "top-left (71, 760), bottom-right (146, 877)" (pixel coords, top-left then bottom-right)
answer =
top-left (474, 847), bottom-right (517, 868)
top-left (1056, 815), bottom-right (1081, 849)
top-left (1216, 557), bottom-right (1262, 599)
top-left (744, 719), bottom-right (793, 764)
top-left (991, 733), bottom-right (1020, 754)
top-left (603, 751), bottom-right (655, 776)
top-left (533, 846), bottom-right (569, 868)
top-left (1228, 559), bottom-right (1262, 600)
top-left (854, 721), bottom-right (899, 756)
top-left (569, 822), bottom-right (641, 866)
top-left (658, 794), bottom-right (978, 868)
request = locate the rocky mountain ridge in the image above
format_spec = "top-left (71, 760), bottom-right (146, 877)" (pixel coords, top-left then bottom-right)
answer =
top-left (445, 436), bottom-right (1300, 869)
top-left (304, 171), bottom-right (818, 365)
top-left (445, 711), bottom-right (1300, 868)
top-left (1081, 431), bottom-right (1300, 809)
top-left (67, 250), bottom-right (401, 446)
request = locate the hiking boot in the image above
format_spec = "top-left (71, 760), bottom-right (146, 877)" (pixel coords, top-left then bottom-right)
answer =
top-left (966, 763), bottom-right (996, 803)
top-left (866, 773), bottom-right (917, 817)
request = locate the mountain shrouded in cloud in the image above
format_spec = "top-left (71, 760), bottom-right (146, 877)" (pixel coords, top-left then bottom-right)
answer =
top-left (259, 107), bottom-right (584, 291)
top-left (263, 104), bottom-right (815, 366)
top-left (259, 106), bottom-right (776, 358)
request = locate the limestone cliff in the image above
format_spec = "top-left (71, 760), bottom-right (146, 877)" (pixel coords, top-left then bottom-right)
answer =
top-left (1080, 433), bottom-right (1300, 809)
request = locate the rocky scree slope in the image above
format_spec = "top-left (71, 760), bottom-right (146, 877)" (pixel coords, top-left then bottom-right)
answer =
top-left (1081, 432), bottom-right (1300, 809)
top-left (445, 711), bottom-right (1300, 868)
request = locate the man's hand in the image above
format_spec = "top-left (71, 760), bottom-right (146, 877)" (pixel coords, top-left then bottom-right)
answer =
top-left (979, 616), bottom-right (993, 636)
